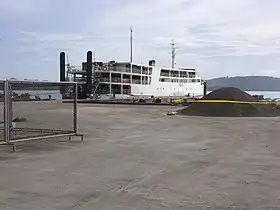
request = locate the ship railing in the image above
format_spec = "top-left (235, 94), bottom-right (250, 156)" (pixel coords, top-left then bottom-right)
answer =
top-left (160, 73), bottom-right (170, 77)
top-left (111, 78), bottom-right (122, 83)
top-left (179, 75), bottom-right (189, 78)
top-left (94, 66), bottom-right (110, 71)
top-left (98, 78), bottom-right (132, 84)
top-left (171, 73), bottom-right (179, 77)
top-left (168, 78), bottom-right (201, 83)
top-left (67, 66), bottom-right (83, 72)
top-left (122, 79), bottom-right (131, 84)
top-left (103, 67), bottom-right (130, 73)
top-left (132, 69), bottom-right (141, 74)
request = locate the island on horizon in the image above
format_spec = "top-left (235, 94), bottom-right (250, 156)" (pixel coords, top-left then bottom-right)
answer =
top-left (207, 76), bottom-right (280, 91)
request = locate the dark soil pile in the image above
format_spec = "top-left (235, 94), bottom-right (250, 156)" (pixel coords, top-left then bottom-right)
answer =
top-left (178, 87), bottom-right (280, 117)
top-left (203, 87), bottom-right (257, 101)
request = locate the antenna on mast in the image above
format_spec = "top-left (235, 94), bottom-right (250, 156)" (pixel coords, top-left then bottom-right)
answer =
top-left (171, 40), bottom-right (176, 69)
top-left (130, 27), bottom-right (133, 63)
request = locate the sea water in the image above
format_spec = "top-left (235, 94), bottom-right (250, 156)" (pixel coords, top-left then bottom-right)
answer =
top-left (207, 91), bottom-right (280, 99)
top-left (0, 90), bottom-right (63, 100)
top-left (246, 91), bottom-right (280, 99)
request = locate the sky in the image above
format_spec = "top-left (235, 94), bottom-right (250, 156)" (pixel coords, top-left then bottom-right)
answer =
top-left (1, 0), bottom-right (280, 81)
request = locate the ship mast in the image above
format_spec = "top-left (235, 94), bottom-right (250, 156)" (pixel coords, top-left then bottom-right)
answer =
top-left (171, 40), bottom-right (176, 69)
top-left (130, 27), bottom-right (133, 63)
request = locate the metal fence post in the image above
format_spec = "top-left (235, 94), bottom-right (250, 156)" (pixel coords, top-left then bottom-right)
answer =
top-left (8, 81), bottom-right (13, 142)
top-left (73, 83), bottom-right (78, 134)
top-left (3, 80), bottom-right (8, 143)
top-left (3, 80), bottom-right (10, 144)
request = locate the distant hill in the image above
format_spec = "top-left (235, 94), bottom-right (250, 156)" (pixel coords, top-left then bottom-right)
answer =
top-left (207, 76), bottom-right (280, 91)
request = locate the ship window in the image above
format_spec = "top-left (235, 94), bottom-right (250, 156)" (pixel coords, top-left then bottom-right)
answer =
top-left (149, 68), bottom-right (153, 75)
top-left (160, 69), bottom-right (170, 77)
top-left (132, 75), bottom-right (141, 84)
top-left (142, 76), bottom-right (149, 85)
top-left (142, 67), bottom-right (148, 75)
top-left (171, 70), bottom-right (179, 77)
top-left (171, 79), bottom-right (179, 83)
top-left (197, 79), bottom-right (200, 82)
top-left (160, 78), bottom-right (170, 82)
top-left (180, 71), bottom-right (188, 78)
top-left (191, 79), bottom-right (196, 83)
top-left (132, 65), bottom-right (141, 74)
top-left (189, 72), bottom-right (196, 78)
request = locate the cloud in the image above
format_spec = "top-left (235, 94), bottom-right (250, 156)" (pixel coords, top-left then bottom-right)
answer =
top-left (95, 0), bottom-right (280, 58)
top-left (1, 0), bottom-right (280, 80)
top-left (0, 0), bottom-right (50, 17)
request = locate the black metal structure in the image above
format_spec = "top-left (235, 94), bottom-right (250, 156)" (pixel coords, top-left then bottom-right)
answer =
top-left (86, 51), bottom-right (93, 95)
top-left (60, 52), bottom-right (66, 96)
top-left (60, 52), bottom-right (66, 82)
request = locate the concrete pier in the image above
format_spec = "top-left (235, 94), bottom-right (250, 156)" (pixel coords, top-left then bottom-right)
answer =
top-left (1, 104), bottom-right (280, 209)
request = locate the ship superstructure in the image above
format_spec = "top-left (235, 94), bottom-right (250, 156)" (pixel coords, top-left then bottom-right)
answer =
top-left (66, 59), bottom-right (204, 97)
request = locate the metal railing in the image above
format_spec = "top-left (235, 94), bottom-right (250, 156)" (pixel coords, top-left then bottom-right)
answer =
top-left (0, 80), bottom-right (83, 151)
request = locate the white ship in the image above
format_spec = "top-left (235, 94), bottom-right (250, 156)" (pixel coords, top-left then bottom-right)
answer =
top-left (67, 60), bottom-right (204, 98)
top-left (66, 29), bottom-right (204, 98)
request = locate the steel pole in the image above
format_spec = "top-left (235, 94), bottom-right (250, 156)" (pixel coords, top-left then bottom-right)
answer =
top-left (73, 83), bottom-right (78, 134)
